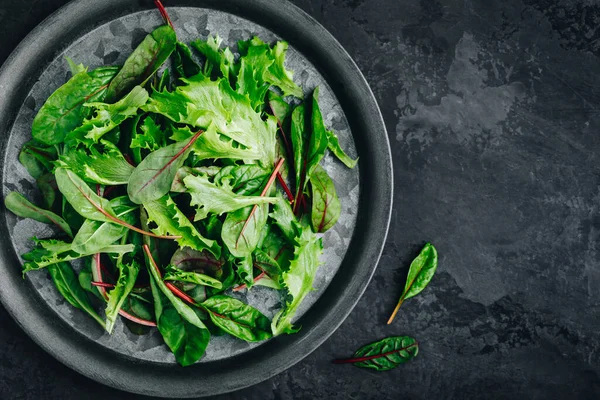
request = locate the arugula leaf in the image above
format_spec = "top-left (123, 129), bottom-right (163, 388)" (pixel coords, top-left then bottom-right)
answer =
top-left (65, 86), bottom-right (149, 147)
top-left (143, 194), bottom-right (220, 257)
top-left (333, 336), bottom-right (419, 371)
top-left (32, 66), bottom-right (119, 145)
top-left (22, 238), bottom-right (134, 273)
top-left (387, 243), bottom-right (438, 324)
top-left (149, 273), bottom-right (210, 366)
top-left (127, 129), bottom-right (204, 204)
top-left (173, 41), bottom-right (201, 79)
top-left (58, 141), bottom-right (135, 185)
top-left (310, 165), bottom-right (341, 233)
top-left (326, 129), bottom-right (358, 169)
top-left (237, 37), bottom-right (303, 99)
top-left (143, 75), bottom-right (277, 165)
top-left (271, 223), bottom-right (323, 335)
top-left (18, 140), bottom-right (57, 179)
top-left (201, 295), bottom-right (272, 342)
top-left (105, 257), bottom-right (140, 333)
top-left (190, 35), bottom-right (235, 80)
top-left (5, 192), bottom-right (73, 238)
top-left (47, 262), bottom-right (105, 328)
top-left (164, 264), bottom-right (223, 289)
top-left (184, 173), bottom-right (277, 221)
top-left (105, 25), bottom-right (177, 102)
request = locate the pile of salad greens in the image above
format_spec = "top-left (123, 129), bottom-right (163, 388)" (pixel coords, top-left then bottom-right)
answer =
top-left (4, 3), bottom-right (357, 366)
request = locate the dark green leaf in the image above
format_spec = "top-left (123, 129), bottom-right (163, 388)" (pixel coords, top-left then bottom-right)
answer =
top-left (305, 87), bottom-right (329, 183)
top-left (47, 262), bottom-right (105, 328)
top-left (214, 164), bottom-right (270, 196)
top-left (32, 66), bottom-right (119, 145)
top-left (334, 336), bottom-right (418, 371)
top-left (190, 35), bottom-right (235, 80)
top-left (36, 173), bottom-right (58, 209)
top-left (18, 140), bottom-right (57, 179)
top-left (105, 25), bottom-right (177, 102)
top-left (149, 274), bottom-right (209, 366)
top-left (201, 295), bottom-right (272, 342)
top-left (310, 165), bottom-right (340, 233)
top-left (326, 129), bottom-right (358, 169)
top-left (127, 129), bottom-right (204, 204)
top-left (5, 192), bottom-right (72, 238)
top-left (173, 41), bottom-right (201, 79)
top-left (388, 243), bottom-right (438, 324)
top-left (289, 104), bottom-right (306, 193)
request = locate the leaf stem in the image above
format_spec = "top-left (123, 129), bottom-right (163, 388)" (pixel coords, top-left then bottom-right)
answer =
top-left (235, 158), bottom-right (285, 249)
top-left (276, 172), bottom-right (294, 203)
top-left (154, 0), bottom-right (174, 29)
top-left (332, 342), bottom-right (418, 364)
top-left (386, 297), bottom-right (405, 325)
top-left (232, 271), bottom-right (266, 292)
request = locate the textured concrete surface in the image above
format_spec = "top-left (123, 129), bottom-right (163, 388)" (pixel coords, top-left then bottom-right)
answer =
top-left (1, 0), bottom-right (600, 399)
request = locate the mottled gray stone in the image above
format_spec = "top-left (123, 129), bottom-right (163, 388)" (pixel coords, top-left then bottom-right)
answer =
top-left (2, 0), bottom-right (600, 399)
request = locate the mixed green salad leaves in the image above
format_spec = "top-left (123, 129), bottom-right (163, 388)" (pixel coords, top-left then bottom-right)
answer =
top-left (4, 5), bottom-right (357, 366)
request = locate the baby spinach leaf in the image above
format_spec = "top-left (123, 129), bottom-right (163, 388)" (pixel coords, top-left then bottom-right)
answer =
top-left (143, 194), bottom-right (220, 257)
top-left (5, 192), bottom-right (73, 238)
top-left (222, 204), bottom-right (269, 260)
top-left (65, 85), bottom-right (149, 147)
top-left (127, 129), bottom-right (204, 204)
top-left (333, 336), bottom-right (419, 371)
top-left (173, 41), bottom-right (201, 79)
top-left (105, 25), bottom-right (176, 102)
top-left (105, 257), bottom-right (140, 333)
top-left (149, 273), bottom-right (210, 366)
top-left (47, 262), bottom-right (106, 328)
top-left (200, 295), bottom-right (272, 342)
top-left (310, 165), bottom-right (341, 233)
top-left (58, 141), bottom-right (135, 185)
top-left (32, 66), bottom-right (119, 145)
top-left (18, 140), bottom-right (57, 179)
top-left (183, 174), bottom-right (277, 221)
top-left (164, 265), bottom-right (223, 289)
top-left (271, 223), bottom-right (322, 335)
top-left (387, 243), bottom-right (438, 324)
top-left (326, 129), bottom-right (358, 169)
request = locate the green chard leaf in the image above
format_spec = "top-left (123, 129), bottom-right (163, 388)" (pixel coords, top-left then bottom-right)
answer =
top-left (32, 66), bottom-right (119, 145)
top-left (388, 243), bottom-right (438, 324)
top-left (70, 196), bottom-right (137, 254)
top-left (164, 264), bottom-right (223, 289)
top-left (105, 25), bottom-right (177, 102)
top-left (333, 336), bottom-right (419, 371)
top-left (105, 256), bottom-right (140, 333)
top-left (200, 295), bottom-right (272, 342)
top-left (149, 272), bottom-right (210, 366)
top-left (214, 164), bottom-right (270, 196)
top-left (326, 129), bottom-right (358, 169)
top-left (127, 129), bottom-right (204, 204)
top-left (310, 164), bottom-right (341, 233)
top-left (184, 173), bottom-right (277, 221)
top-left (222, 203), bottom-right (269, 260)
top-left (5, 192), bottom-right (73, 238)
top-left (237, 37), bottom-right (303, 99)
top-left (65, 85), bottom-right (149, 147)
top-left (58, 140), bottom-right (135, 185)
top-left (253, 248), bottom-right (282, 289)
top-left (142, 75), bottom-right (277, 165)
top-left (173, 41), bottom-right (201, 79)
top-left (18, 140), bottom-right (57, 179)
top-left (290, 104), bottom-right (306, 193)
top-left (143, 194), bottom-right (220, 257)
top-left (47, 262), bottom-right (106, 328)
top-left (271, 222), bottom-right (323, 335)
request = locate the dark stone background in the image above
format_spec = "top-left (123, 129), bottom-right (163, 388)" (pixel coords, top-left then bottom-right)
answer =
top-left (1, 0), bottom-right (600, 399)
